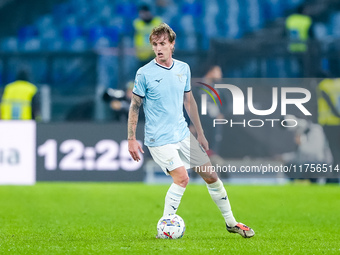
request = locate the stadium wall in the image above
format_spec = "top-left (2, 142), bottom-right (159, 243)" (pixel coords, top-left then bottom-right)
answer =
top-left (0, 122), bottom-right (146, 184)
top-left (0, 121), bottom-right (36, 184)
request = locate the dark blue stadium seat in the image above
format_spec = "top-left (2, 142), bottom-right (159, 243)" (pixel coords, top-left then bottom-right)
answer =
top-left (22, 38), bottom-right (41, 51)
top-left (330, 12), bottom-right (340, 38)
top-left (52, 3), bottom-right (72, 22)
top-left (115, 2), bottom-right (138, 19)
top-left (18, 26), bottom-right (38, 42)
top-left (35, 14), bottom-right (54, 35)
top-left (283, 0), bottom-right (304, 11)
top-left (313, 22), bottom-right (329, 40)
top-left (87, 25), bottom-right (121, 48)
top-left (1, 37), bottom-right (18, 52)
top-left (62, 25), bottom-right (82, 42)
top-left (263, 0), bottom-right (284, 21)
top-left (41, 37), bottom-right (64, 51)
top-left (181, 1), bottom-right (203, 17)
top-left (88, 26), bottom-right (105, 43)
top-left (114, 1), bottom-right (137, 35)
top-left (224, 0), bottom-right (244, 39)
top-left (104, 27), bottom-right (120, 47)
top-left (69, 37), bottom-right (88, 51)
top-left (244, 0), bottom-right (265, 32)
top-left (263, 57), bottom-right (302, 78)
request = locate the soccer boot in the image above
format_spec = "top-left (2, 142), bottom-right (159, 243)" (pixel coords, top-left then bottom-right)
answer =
top-left (226, 223), bottom-right (255, 238)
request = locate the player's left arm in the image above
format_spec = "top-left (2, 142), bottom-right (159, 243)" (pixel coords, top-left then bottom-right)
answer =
top-left (184, 91), bottom-right (209, 150)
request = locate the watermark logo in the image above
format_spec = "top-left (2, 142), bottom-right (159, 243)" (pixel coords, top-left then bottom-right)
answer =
top-left (198, 82), bottom-right (312, 128)
top-left (198, 82), bottom-right (222, 116)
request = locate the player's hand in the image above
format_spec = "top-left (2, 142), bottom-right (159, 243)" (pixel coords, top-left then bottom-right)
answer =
top-left (128, 139), bottom-right (144, 162)
top-left (197, 134), bottom-right (209, 151)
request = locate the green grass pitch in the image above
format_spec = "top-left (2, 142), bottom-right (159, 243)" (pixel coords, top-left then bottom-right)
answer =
top-left (0, 182), bottom-right (339, 254)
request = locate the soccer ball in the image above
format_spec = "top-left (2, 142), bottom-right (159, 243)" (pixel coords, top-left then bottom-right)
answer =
top-left (156, 214), bottom-right (185, 239)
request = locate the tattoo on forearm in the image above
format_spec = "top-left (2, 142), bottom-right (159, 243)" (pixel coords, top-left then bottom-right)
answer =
top-left (127, 95), bottom-right (143, 139)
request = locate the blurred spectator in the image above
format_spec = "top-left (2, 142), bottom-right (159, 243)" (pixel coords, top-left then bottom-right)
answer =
top-left (194, 65), bottom-right (224, 130)
top-left (190, 65), bottom-right (226, 178)
top-left (0, 69), bottom-right (40, 120)
top-left (281, 115), bottom-right (332, 182)
top-left (103, 80), bottom-right (144, 122)
top-left (317, 78), bottom-right (340, 182)
top-left (285, 5), bottom-right (313, 53)
top-left (133, 4), bottom-right (162, 67)
top-left (201, 65), bottom-right (225, 153)
top-left (203, 65), bottom-right (223, 84)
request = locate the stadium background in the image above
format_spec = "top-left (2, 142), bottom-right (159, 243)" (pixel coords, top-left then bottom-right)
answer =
top-left (1, 0), bottom-right (340, 182)
top-left (1, 1), bottom-right (340, 254)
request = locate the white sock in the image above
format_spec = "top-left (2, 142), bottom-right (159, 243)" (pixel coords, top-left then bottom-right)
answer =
top-left (163, 183), bottom-right (186, 216)
top-left (207, 179), bottom-right (237, 227)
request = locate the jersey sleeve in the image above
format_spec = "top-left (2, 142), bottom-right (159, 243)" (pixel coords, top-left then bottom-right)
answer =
top-left (132, 70), bottom-right (146, 98)
top-left (184, 64), bottom-right (191, 92)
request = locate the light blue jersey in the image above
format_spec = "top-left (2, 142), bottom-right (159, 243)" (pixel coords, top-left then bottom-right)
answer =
top-left (133, 59), bottom-right (191, 147)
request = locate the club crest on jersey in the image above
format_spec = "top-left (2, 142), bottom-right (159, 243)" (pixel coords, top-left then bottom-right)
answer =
top-left (167, 158), bottom-right (174, 166)
top-left (176, 74), bottom-right (186, 82)
top-left (134, 74), bottom-right (141, 86)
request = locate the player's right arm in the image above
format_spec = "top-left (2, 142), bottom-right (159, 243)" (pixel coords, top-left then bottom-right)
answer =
top-left (127, 94), bottom-right (144, 162)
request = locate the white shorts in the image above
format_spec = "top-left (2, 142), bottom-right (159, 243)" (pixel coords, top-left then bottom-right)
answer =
top-left (148, 133), bottom-right (210, 175)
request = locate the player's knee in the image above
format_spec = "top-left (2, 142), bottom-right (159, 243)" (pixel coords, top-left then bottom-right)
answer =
top-left (170, 166), bottom-right (190, 187)
top-left (174, 174), bottom-right (189, 188)
top-left (181, 175), bottom-right (190, 187)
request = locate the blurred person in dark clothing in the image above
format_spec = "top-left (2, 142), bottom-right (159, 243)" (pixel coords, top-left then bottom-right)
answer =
top-left (281, 115), bottom-right (333, 183)
top-left (189, 65), bottom-right (228, 178)
top-left (191, 65), bottom-right (225, 155)
top-left (103, 81), bottom-right (144, 122)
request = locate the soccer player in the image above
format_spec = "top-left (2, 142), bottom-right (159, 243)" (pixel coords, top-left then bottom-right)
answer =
top-left (127, 23), bottom-right (255, 238)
